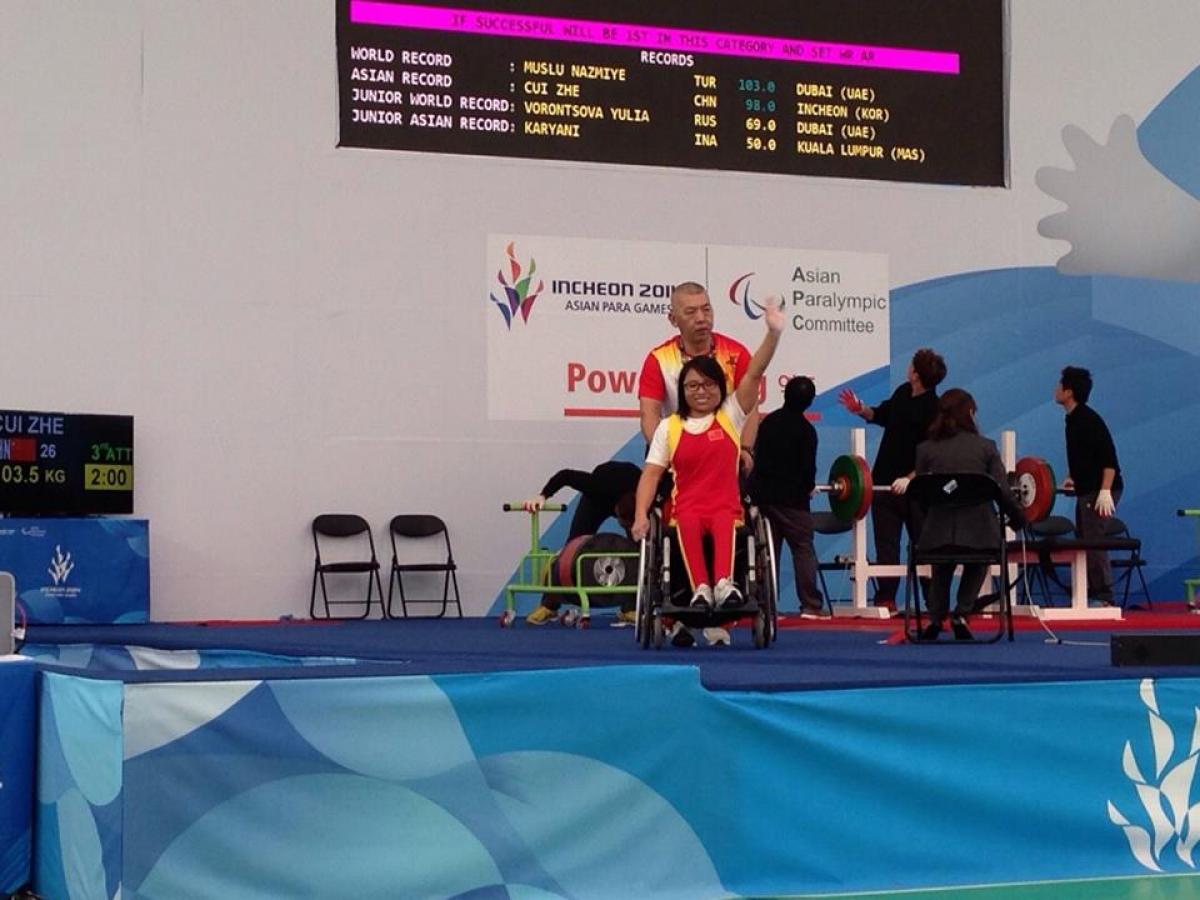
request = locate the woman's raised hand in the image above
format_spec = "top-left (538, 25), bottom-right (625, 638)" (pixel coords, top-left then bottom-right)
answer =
top-left (764, 297), bottom-right (785, 333)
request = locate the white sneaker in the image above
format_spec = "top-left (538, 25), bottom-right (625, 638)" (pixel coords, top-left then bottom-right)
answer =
top-left (714, 578), bottom-right (743, 609)
top-left (703, 627), bottom-right (731, 647)
top-left (690, 583), bottom-right (714, 609)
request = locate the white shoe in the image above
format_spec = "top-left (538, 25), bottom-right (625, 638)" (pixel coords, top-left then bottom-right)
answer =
top-left (714, 578), bottom-right (743, 609)
top-left (690, 584), bottom-right (714, 609)
top-left (703, 627), bottom-right (731, 647)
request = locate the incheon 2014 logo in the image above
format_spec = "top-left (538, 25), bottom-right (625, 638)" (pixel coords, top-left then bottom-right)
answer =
top-left (490, 242), bottom-right (544, 330)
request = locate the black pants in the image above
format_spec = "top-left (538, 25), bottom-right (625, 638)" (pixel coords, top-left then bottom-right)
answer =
top-left (1075, 488), bottom-right (1123, 603)
top-left (761, 504), bottom-right (823, 612)
top-left (872, 491), bottom-right (927, 602)
top-left (925, 557), bottom-right (990, 624)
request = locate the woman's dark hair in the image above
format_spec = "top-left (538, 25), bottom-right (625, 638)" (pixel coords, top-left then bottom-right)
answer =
top-left (677, 356), bottom-right (727, 417)
top-left (912, 348), bottom-right (947, 390)
top-left (927, 387), bottom-right (978, 440)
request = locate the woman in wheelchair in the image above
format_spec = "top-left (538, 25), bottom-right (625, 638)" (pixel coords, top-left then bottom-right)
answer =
top-left (898, 388), bottom-right (1026, 640)
top-left (631, 300), bottom-right (784, 609)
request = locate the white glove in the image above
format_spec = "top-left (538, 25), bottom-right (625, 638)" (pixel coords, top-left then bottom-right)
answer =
top-left (1094, 489), bottom-right (1115, 517)
top-left (891, 476), bottom-right (911, 495)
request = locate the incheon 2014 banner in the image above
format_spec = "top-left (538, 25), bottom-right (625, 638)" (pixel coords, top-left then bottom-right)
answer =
top-left (485, 234), bottom-right (889, 422)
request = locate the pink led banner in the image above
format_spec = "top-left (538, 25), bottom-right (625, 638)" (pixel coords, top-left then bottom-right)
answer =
top-left (349, 1), bottom-right (961, 75)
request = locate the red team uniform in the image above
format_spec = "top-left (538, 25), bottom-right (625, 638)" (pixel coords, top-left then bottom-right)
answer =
top-left (639, 332), bottom-right (752, 594)
top-left (638, 332), bottom-right (751, 417)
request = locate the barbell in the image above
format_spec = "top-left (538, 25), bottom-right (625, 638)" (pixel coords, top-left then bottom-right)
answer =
top-left (817, 454), bottom-right (1073, 525)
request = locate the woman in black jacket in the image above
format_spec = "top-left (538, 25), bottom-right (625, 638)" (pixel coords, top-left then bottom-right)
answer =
top-left (900, 388), bottom-right (1025, 640)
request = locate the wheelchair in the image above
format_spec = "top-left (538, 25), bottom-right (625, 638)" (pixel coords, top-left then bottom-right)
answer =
top-left (634, 502), bottom-right (779, 649)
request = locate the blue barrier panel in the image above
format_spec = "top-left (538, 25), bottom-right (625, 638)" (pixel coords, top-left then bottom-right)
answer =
top-left (34, 665), bottom-right (1200, 898)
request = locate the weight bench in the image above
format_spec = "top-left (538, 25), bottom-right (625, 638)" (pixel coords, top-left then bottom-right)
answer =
top-left (1007, 536), bottom-right (1141, 620)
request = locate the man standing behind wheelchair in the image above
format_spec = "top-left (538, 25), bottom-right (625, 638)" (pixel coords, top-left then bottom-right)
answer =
top-left (631, 299), bottom-right (785, 625)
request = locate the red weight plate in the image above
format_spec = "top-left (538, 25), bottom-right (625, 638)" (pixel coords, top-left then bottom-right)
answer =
top-left (1014, 456), bottom-right (1056, 523)
top-left (555, 534), bottom-right (592, 586)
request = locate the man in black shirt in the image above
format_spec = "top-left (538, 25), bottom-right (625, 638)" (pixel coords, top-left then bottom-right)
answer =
top-left (521, 460), bottom-right (641, 624)
top-left (839, 348), bottom-right (946, 609)
top-left (1056, 365), bottom-right (1123, 605)
top-left (748, 376), bottom-right (825, 617)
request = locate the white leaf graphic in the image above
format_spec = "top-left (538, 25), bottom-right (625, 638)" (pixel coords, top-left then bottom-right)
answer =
top-left (1191, 709), bottom-right (1200, 757)
top-left (1162, 754), bottom-right (1199, 831)
top-left (1135, 782), bottom-right (1176, 858)
top-left (1151, 712), bottom-right (1176, 778)
top-left (1141, 679), bottom-right (1160, 715)
top-left (1124, 741), bottom-right (1147, 784)
top-left (1176, 802), bottom-right (1200, 867)
top-left (1110, 802), bottom-right (1163, 872)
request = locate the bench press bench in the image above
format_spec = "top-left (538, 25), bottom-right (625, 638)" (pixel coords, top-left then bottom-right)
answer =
top-left (1006, 536), bottom-right (1141, 620)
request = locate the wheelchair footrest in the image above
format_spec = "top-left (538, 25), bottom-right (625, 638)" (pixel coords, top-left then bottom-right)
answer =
top-left (659, 601), bottom-right (759, 627)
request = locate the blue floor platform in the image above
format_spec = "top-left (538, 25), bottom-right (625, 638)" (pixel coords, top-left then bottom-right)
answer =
top-left (22, 616), bottom-right (1200, 691)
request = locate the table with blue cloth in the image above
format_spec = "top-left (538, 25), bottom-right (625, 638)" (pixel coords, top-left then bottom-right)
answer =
top-left (0, 518), bottom-right (149, 624)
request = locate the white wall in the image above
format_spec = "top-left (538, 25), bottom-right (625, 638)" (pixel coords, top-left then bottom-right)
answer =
top-left (2, 1), bottom-right (1197, 619)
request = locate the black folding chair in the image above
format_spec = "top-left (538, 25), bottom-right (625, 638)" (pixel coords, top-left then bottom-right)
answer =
top-left (310, 514), bottom-right (385, 619)
top-left (387, 514), bottom-right (463, 618)
top-left (903, 473), bottom-right (1015, 644)
top-left (1027, 515), bottom-right (1075, 606)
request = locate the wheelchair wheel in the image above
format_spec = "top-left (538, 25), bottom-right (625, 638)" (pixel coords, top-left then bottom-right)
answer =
top-left (754, 515), bottom-right (780, 643)
top-left (634, 538), bottom-right (646, 645)
top-left (753, 610), bottom-right (767, 649)
top-left (652, 614), bottom-right (665, 649)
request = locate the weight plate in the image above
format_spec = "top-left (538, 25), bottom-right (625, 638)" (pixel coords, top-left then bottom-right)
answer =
top-left (555, 532), bottom-right (639, 588)
top-left (828, 454), bottom-right (873, 522)
top-left (1014, 456), bottom-right (1056, 523)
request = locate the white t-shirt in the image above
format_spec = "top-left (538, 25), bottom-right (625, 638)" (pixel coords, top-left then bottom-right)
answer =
top-left (646, 396), bottom-right (748, 468)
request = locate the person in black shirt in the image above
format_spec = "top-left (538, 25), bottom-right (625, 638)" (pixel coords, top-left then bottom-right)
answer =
top-left (748, 376), bottom-right (825, 617)
top-left (1055, 365), bottom-right (1123, 605)
top-left (838, 348), bottom-right (947, 609)
top-left (521, 460), bottom-right (641, 624)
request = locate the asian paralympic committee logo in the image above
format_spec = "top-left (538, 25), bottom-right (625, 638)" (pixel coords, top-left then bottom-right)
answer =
top-left (1108, 679), bottom-right (1200, 871)
top-left (490, 242), bottom-right (544, 330)
top-left (728, 273), bottom-right (783, 320)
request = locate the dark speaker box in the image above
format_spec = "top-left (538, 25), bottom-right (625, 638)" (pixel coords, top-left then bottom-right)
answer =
top-left (1111, 633), bottom-right (1200, 667)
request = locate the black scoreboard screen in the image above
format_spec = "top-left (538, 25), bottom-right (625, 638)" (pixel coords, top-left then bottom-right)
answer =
top-left (336, 0), bottom-right (1006, 186)
top-left (0, 410), bottom-right (134, 516)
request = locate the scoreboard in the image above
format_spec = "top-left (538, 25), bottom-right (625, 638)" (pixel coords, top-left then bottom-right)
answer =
top-left (336, 0), bottom-right (1006, 186)
top-left (0, 411), bottom-right (134, 516)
